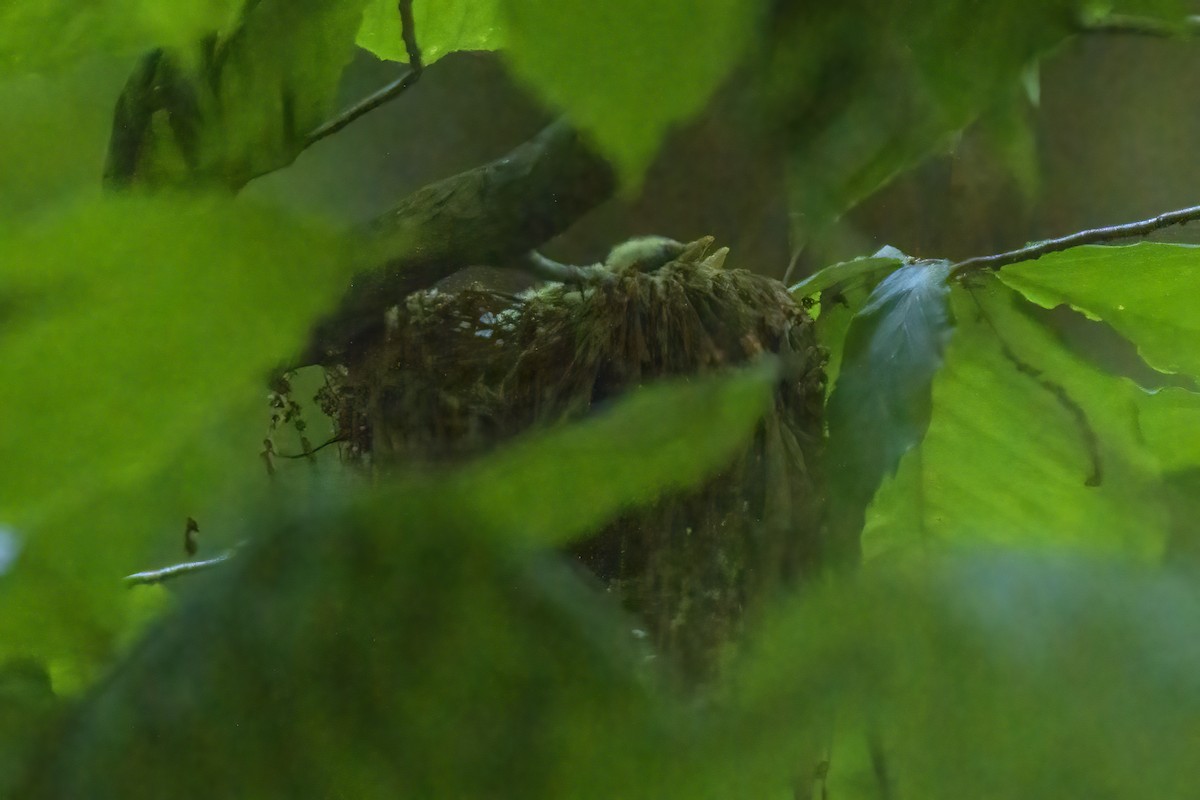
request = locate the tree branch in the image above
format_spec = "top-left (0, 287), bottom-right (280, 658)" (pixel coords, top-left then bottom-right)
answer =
top-left (299, 119), bottom-right (616, 366)
top-left (951, 202), bottom-right (1200, 276)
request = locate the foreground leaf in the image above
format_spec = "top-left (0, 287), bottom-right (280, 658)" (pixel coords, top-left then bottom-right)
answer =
top-left (0, 0), bottom-right (238, 76)
top-left (1000, 242), bottom-right (1200, 379)
top-left (825, 261), bottom-right (953, 561)
top-left (18, 485), bottom-right (672, 799)
top-left (461, 361), bottom-right (779, 546)
top-left (730, 552), bottom-right (1200, 799)
top-left (499, 0), bottom-right (753, 187)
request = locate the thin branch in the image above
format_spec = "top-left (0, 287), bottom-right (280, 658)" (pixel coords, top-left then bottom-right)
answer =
top-left (305, 69), bottom-right (420, 146)
top-left (124, 549), bottom-right (239, 586)
top-left (951, 202), bottom-right (1200, 276)
top-left (304, 0), bottom-right (424, 148)
top-left (1078, 13), bottom-right (1200, 38)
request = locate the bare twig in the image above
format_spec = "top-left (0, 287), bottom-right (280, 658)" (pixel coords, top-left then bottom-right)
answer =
top-left (305, 70), bottom-right (420, 146)
top-left (1079, 13), bottom-right (1200, 38)
top-left (951, 202), bottom-right (1200, 276)
top-left (305, 0), bottom-right (424, 147)
top-left (124, 549), bottom-right (239, 586)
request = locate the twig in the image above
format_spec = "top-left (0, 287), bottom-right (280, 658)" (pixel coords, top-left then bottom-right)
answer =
top-left (304, 0), bottom-right (424, 148)
top-left (398, 0), bottom-right (423, 69)
top-left (951, 202), bottom-right (1200, 276)
top-left (273, 436), bottom-right (346, 459)
top-left (1078, 13), bottom-right (1200, 38)
top-left (305, 70), bottom-right (420, 146)
top-left (124, 549), bottom-right (239, 586)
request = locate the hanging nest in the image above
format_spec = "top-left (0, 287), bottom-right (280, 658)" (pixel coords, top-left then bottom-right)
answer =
top-left (320, 237), bottom-right (827, 681)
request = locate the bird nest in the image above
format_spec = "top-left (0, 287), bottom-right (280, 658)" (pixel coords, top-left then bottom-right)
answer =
top-left (320, 237), bottom-right (827, 681)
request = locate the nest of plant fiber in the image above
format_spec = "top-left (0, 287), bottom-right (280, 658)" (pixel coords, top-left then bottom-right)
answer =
top-left (322, 237), bottom-right (826, 681)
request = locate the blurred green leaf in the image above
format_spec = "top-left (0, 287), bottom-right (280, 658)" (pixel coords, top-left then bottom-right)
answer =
top-left (0, 193), bottom-right (350, 526)
top-left (729, 551), bottom-right (1200, 800)
top-left (863, 278), bottom-right (1166, 561)
top-left (499, 0), bottom-right (753, 188)
top-left (358, 0), bottom-right (504, 63)
top-left (766, 0), bottom-right (1191, 243)
top-left (106, 0), bottom-right (369, 189)
top-left (0, 194), bottom-right (352, 680)
top-left (0, 659), bottom-right (59, 796)
top-left (826, 261), bottom-right (953, 562)
top-left (0, 0), bottom-right (239, 76)
top-left (1001, 243), bottom-right (1200, 379)
top-left (19, 485), bottom-right (675, 799)
top-left (0, 59), bottom-right (132, 216)
top-left (462, 361), bottom-right (778, 546)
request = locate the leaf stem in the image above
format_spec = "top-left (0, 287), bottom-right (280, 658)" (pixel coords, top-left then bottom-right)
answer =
top-left (951, 202), bottom-right (1200, 276)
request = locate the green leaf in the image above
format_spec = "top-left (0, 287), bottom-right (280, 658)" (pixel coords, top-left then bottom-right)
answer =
top-left (106, 0), bottom-right (369, 189)
top-left (0, 60), bottom-right (133, 216)
top-left (0, 659), bottom-right (59, 795)
top-left (1000, 242), bottom-right (1200, 379)
top-left (763, 1), bottom-right (1079, 242)
top-left (499, 0), bottom-right (753, 188)
top-left (0, 194), bottom-right (352, 679)
top-left (0, 0), bottom-right (239, 76)
top-left (788, 248), bottom-right (908, 303)
top-left (729, 552), bottom-right (1200, 799)
top-left (0, 194), bottom-right (350, 526)
top-left (863, 278), bottom-right (1167, 561)
top-left (460, 361), bottom-right (778, 546)
top-left (20, 486), bottom-right (674, 799)
top-left (357, 0), bottom-right (504, 64)
top-left (801, 249), bottom-right (908, 398)
top-left (825, 261), bottom-right (953, 561)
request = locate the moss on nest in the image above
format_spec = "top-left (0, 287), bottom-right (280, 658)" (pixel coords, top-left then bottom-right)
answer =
top-left (324, 237), bottom-right (826, 681)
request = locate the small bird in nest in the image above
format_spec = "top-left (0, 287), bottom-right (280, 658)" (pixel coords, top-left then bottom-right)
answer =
top-left (521, 235), bottom-right (729, 287)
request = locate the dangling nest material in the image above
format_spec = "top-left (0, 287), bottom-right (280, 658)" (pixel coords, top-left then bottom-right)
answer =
top-left (323, 238), bottom-right (826, 681)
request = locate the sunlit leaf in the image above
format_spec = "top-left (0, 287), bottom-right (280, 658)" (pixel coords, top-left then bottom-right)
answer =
top-left (826, 261), bottom-right (953, 561)
top-left (1001, 242), bottom-right (1200, 379)
top-left (499, 0), bottom-right (753, 187)
top-left (358, 0), bottom-right (504, 64)
top-left (461, 361), bottom-right (778, 546)
top-left (863, 277), bottom-right (1166, 561)
top-left (0, 0), bottom-right (239, 76)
